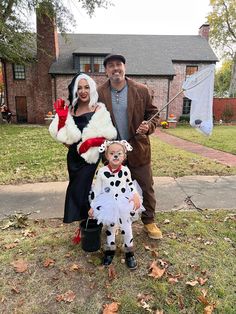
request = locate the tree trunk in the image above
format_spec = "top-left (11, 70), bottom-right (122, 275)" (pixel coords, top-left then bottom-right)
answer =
top-left (229, 52), bottom-right (236, 97)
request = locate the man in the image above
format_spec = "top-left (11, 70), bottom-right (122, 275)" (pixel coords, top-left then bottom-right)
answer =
top-left (97, 54), bottom-right (162, 239)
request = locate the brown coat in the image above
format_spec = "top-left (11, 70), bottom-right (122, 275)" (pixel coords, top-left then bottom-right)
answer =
top-left (97, 77), bottom-right (159, 167)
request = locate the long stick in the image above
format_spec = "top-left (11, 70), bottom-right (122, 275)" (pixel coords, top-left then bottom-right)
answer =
top-left (146, 89), bottom-right (183, 123)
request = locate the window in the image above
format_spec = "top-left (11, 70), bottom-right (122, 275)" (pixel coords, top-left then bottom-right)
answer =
top-left (182, 97), bottom-right (191, 114)
top-left (186, 66), bottom-right (198, 78)
top-left (75, 55), bottom-right (105, 73)
top-left (13, 64), bottom-right (25, 80)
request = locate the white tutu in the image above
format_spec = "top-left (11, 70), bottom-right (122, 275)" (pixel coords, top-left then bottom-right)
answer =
top-left (91, 189), bottom-right (145, 226)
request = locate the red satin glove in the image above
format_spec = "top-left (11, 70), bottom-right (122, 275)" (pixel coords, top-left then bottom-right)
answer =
top-left (79, 137), bottom-right (106, 154)
top-left (53, 99), bottom-right (68, 130)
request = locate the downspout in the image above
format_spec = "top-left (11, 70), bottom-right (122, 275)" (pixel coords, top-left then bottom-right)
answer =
top-left (166, 77), bottom-right (171, 120)
top-left (52, 74), bottom-right (57, 104)
top-left (2, 61), bottom-right (9, 107)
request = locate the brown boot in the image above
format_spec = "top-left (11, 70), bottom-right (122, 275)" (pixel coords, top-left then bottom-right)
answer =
top-left (144, 223), bottom-right (163, 239)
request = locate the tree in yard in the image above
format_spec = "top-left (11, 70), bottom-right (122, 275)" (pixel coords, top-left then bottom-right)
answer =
top-left (0, 0), bottom-right (111, 64)
top-left (214, 59), bottom-right (233, 97)
top-left (207, 0), bottom-right (236, 97)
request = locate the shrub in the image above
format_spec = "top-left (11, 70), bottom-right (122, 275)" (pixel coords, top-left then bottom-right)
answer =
top-left (178, 115), bottom-right (190, 123)
top-left (221, 104), bottom-right (234, 123)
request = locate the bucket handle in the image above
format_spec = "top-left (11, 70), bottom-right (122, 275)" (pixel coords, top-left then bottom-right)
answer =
top-left (85, 218), bottom-right (90, 230)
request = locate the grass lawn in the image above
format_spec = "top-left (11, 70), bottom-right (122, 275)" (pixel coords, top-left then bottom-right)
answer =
top-left (165, 125), bottom-right (236, 155)
top-left (0, 210), bottom-right (235, 313)
top-left (1, 124), bottom-right (236, 185)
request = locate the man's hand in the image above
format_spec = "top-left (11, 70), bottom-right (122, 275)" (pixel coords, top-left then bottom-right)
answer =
top-left (129, 193), bottom-right (141, 210)
top-left (136, 121), bottom-right (149, 134)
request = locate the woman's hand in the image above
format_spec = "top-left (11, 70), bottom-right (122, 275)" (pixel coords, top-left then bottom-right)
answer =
top-left (88, 208), bottom-right (94, 218)
top-left (129, 193), bottom-right (141, 210)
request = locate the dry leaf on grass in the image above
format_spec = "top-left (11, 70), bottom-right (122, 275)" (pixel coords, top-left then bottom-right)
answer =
top-left (56, 290), bottom-right (76, 303)
top-left (155, 310), bottom-right (164, 314)
top-left (137, 293), bottom-right (153, 302)
top-left (148, 260), bottom-right (165, 279)
top-left (204, 304), bottom-right (215, 314)
top-left (4, 243), bottom-right (17, 249)
top-left (168, 277), bottom-right (179, 284)
top-left (186, 280), bottom-right (198, 287)
top-left (144, 245), bottom-right (159, 257)
top-left (69, 263), bottom-right (82, 271)
top-left (103, 302), bottom-right (119, 313)
top-left (11, 259), bottom-right (28, 273)
top-left (43, 258), bottom-right (55, 267)
top-left (197, 277), bottom-right (208, 286)
top-left (108, 265), bottom-right (117, 280)
top-left (11, 286), bottom-right (20, 294)
top-left (22, 229), bottom-right (36, 237)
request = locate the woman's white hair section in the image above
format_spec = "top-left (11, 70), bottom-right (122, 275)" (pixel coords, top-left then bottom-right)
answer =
top-left (72, 73), bottom-right (98, 109)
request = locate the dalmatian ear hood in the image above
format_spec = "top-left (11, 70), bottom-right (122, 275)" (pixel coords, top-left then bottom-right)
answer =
top-left (68, 73), bottom-right (98, 109)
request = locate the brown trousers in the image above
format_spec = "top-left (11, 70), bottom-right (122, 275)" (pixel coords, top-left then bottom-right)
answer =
top-left (128, 163), bottom-right (156, 224)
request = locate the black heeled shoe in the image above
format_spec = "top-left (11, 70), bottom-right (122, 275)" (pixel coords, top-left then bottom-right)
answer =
top-left (125, 252), bottom-right (137, 270)
top-left (103, 250), bottom-right (115, 266)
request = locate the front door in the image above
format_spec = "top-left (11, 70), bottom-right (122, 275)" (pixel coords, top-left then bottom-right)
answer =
top-left (15, 96), bottom-right (27, 123)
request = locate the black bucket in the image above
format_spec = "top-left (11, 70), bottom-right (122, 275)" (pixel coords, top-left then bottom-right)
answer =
top-left (80, 219), bottom-right (102, 252)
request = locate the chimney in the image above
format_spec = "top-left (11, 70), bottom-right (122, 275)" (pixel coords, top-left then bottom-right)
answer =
top-left (35, 2), bottom-right (59, 123)
top-left (198, 23), bottom-right (210, 41)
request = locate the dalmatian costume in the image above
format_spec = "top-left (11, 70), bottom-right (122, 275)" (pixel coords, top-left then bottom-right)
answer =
top-left (90, 151), bottom-right (144, 251)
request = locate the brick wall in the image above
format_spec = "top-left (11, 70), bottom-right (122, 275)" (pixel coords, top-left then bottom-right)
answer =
top-left (213, 98), bottom-right (236, 121)
top-left (5, 62), bottom-right (38, 123)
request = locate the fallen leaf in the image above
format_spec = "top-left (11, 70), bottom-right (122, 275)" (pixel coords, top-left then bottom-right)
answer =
top-left (148, 261), bottom-right (165, 279)
top-left (163, 219), bottom-right (170, 224)
top-left (108, 265), bottom-right (117, 280)
top-left (56, 290), bottom-right (76, 303)
top-left (186, 280), bottom-right (198, 287)
top-left (155, 310), bottom-right (164, 314)
top-left (22, 229), bottom-right (36, 237)
top-left (4, 243), bottom-right (17, 249)
top-left (64, 252), bottom-right (72, 258)
top-left (11, 259), bottom-right (28, 273)
top-left (103, 302), bottom-right (119, 313)
top-left (178, 295), bottom-right (184, 310)
top-left (168, 277), bottom-right (179, 284)
top-left (204, 304), bottom-right (215, 314)
top-left (43, 258), bottom-right (55, 267)
top-left (144, 245), bottom-right (159, 257)
top-left (11, 286), bottom-right (20, 294)
top-left (137, 293), bottom-right (153, 302)
top-left (139, 300), bottom-right (152, 312)
top-left (197, 277), bottom-right (208, 286)
top-left (69, 263), bottom-right (82, 271)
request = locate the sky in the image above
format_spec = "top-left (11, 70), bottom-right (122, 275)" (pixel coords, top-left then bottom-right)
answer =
top-left (65, 0), bottom-right (212, 35)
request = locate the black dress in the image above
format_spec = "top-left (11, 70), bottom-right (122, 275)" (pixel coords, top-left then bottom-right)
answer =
top-left (63, 112), bottom-right (99, 223)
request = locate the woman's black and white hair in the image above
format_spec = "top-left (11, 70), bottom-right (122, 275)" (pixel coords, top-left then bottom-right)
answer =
top-left (68, 73), bottom-right (98, 113)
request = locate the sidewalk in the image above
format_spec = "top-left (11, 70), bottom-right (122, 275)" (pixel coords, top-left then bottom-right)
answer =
top-left (0, 176), bottom-right (235, 220)
top-left (1, 130), bottom-right (235, 220)
top-left (154, 128), bottom-right (236, 167)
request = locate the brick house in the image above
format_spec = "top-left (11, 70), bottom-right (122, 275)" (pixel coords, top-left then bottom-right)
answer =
top-left (2, 15), bottom-right (217, 124)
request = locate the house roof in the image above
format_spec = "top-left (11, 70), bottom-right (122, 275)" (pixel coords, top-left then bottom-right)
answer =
top-left (49, 33), bottom-right (218, 76)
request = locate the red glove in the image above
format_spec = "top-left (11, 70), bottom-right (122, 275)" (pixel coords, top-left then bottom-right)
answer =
top-left (79, 137), bottom-right (106, 154)
top-left (53, 99), bottom-right (69, 131)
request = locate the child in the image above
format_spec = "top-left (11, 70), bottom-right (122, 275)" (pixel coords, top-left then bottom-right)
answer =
top-left (89, 140), bottom-right (144, 270)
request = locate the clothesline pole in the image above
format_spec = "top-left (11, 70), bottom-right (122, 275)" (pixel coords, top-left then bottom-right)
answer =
top-left (146, 89), bottom-right (184, 123)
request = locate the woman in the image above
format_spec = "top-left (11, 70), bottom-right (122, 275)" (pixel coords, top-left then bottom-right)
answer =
top-left (49, 73), bottom-right (117, 224)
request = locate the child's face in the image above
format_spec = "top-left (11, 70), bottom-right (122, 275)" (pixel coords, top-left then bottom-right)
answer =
top-left (106, 143), bottom-right (126, 168)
